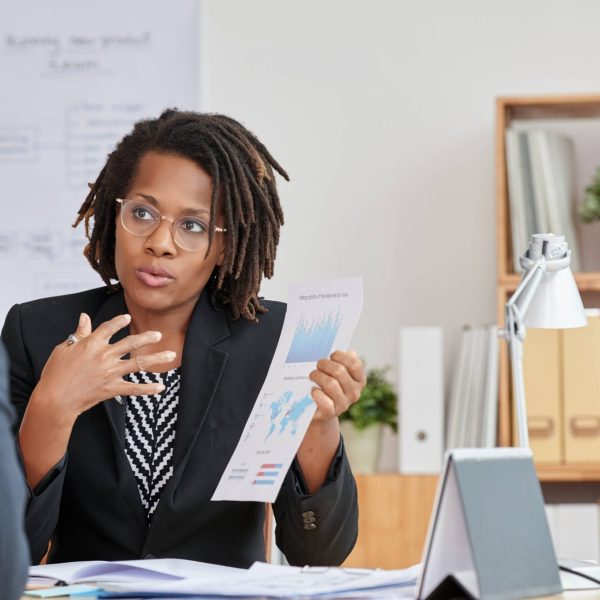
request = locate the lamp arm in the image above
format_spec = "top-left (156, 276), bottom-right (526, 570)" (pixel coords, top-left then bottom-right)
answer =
top-left (500, 258), bottom-right (546, 448)
top-left (505, 257), bottom-right (546, 340)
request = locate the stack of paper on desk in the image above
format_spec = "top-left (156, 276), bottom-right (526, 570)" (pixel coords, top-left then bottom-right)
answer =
top-left (29, 559), bottom-right (420, 598)
top-left (100, 561), bottom-right (420, 597)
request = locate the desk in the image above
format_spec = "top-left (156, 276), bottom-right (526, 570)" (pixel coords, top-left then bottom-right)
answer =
top-left (17, 592), bottom-right (600, 599)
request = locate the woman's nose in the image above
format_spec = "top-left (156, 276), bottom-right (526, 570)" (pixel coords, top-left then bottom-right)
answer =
top-left (144, 218), bottom-right (177, 256)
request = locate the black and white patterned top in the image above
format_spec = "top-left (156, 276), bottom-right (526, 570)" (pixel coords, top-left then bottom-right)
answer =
top-left (123, 368), bottom-right (180, 522)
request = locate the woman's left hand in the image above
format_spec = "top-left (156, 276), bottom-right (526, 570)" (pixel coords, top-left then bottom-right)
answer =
top-left (309, 350), bottom-right (366, 422)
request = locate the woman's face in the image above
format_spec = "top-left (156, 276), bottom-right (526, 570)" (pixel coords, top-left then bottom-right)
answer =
top-left (114, 151), bottom-right (224, 317)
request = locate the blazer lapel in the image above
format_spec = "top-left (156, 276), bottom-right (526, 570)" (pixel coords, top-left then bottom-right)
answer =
top-left (92, 290), bottom-right (130, 448)
top-left (91, 289), bottom-right (146, 527)
top-left (171, 291), bottom-right (230, 483)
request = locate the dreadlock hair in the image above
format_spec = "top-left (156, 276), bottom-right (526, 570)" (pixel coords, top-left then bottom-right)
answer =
top-left (73, 109), bottom-right (288, 321)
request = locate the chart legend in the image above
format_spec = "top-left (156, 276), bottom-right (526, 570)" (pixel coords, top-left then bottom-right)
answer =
top-left (253, 463), bottom-right (283, 486)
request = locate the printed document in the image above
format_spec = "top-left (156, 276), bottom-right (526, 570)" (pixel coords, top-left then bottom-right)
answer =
top-left (212, 277), bottom-right (363, 502)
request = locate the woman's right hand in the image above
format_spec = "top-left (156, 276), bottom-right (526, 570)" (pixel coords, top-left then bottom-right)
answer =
top-left (19, 312), bottom-right (176, 488)
top-left (33, 312), bottom-right (175, 422)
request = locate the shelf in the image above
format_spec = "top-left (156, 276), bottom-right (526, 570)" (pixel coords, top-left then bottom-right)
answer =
top-left (536, 463), bottom-right (600, 482)
top-left (499, 272), bottom-right (600, 293)
top-left (499, 94), bottom-right (600, 122)
top-left (496, 93), bottom-right (600, 468)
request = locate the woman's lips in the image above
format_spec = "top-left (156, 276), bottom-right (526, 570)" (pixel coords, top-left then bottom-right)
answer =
top-left (135, 268), bottom-right (174, 288)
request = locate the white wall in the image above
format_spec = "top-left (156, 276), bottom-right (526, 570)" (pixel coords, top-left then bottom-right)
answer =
top-left (202, 0), bottom-right (600, 384)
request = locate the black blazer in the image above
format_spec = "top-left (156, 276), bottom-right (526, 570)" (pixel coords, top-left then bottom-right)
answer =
top-left (1, 287), bottom-right (358, 568)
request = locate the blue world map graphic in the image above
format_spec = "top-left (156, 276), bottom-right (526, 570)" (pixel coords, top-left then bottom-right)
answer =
top-left (265, 390), bottom-right (313, 439)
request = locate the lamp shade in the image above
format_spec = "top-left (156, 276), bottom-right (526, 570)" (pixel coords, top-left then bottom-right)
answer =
top-left (522, 267), bottom-right (587, 329)
top-left (517, 233), bottom-right (587, 330)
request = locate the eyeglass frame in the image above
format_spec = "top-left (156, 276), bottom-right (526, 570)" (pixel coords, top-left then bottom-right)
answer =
top-left (115, 197), bottom-right (227, 252)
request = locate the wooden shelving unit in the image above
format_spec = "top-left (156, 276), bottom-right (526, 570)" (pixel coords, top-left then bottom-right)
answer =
top-left (342, 474), bottom-right (438, 569)
top-left (536, 463), bottom-right (600, 483)
top-left (496, 94), bottom-right (600, 481)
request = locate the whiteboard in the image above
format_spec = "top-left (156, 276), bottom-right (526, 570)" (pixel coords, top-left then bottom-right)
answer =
top-left (0, 0), bottom-right (200, 323)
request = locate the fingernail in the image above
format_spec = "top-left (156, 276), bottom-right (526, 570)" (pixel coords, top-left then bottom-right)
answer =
top-left (123, 314), bottom-right (131, 322)
top-left (78, 313), bottom-right (85, 327)
top-left (153, 331), bottom-right (162, 340)
top-left (165, 351), bottom-right (176, 360)
top-left (156, 385), bottom-right (166, 392)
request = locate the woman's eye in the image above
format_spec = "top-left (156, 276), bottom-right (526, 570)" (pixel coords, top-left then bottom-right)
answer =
top-left (180, 219), bottom-right (206, 234)
top-left (132, 206), bottom-right (154, 220)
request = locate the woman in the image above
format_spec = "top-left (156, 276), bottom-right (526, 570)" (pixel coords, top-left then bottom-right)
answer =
top-left (2, 110), bottom-right (364, 568)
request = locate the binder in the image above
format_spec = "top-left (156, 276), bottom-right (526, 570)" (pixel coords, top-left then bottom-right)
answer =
top-left (562, 314), bottom-right (600, 463)
top-left (398, 327), bottom-right (443, 474)
top-left (445, 326), bottom-right (471, 450)
top-left (521, 328), bottom-right (562, 463)
top-left (417, 448), bottom-right (561, 600)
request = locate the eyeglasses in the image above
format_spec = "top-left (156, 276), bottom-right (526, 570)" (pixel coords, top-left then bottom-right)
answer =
top-left (115, 198), bottom-right (226, 252)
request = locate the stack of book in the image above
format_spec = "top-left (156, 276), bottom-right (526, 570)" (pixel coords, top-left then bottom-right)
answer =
top-left (505, 129), bottom-right (581, 272)
top-left (445, 325), bottom-right (498, 450)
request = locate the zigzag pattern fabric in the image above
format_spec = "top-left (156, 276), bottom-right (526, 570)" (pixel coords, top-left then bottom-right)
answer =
top-left (124, 368), bottom-right (180, 522)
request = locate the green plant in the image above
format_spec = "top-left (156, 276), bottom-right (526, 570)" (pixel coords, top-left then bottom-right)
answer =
top-left (580, 166), bottom-right (600, 223)
top-left (340, 365), bottom-right (397, 432)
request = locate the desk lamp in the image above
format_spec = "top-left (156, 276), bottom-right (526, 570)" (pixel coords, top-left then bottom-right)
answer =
top-left (418, 234), bottom-right (584, 600)
top-left (499, 233), bottom-right (587, 448)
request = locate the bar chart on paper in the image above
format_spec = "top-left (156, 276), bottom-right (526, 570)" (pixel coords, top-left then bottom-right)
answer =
top-left (212, 277), bottom-right (363, 502)
top-left (286, 311), bottom-right (342, 363)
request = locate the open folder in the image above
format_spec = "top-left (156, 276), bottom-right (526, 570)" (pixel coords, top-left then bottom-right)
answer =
top-left (28, 558), bottom-right (242, 588)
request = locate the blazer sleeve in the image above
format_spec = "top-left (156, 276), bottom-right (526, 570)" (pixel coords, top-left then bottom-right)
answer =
top-left (0, 342), bottom-right (30, 600)
top-left (1, 304), bottom-right (68, 564)
top-left (272, 437), bottom-right (358, 566)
